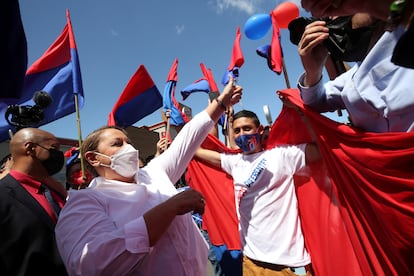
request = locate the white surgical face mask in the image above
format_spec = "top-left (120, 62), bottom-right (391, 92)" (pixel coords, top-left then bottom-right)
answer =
top-left (95, 144), bottom-right (139, 178)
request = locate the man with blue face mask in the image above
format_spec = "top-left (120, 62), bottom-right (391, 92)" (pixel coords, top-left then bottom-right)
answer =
top-left (195, 109), bottom-right (320, 276)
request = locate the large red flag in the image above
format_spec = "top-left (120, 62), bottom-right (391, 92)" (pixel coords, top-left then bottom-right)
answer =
top-left (188, 88), bottom-right (414, 275)
top-left (278, 89), bottom-right (414, 275)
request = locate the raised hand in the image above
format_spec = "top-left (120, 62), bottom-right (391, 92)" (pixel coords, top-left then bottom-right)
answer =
top-left (298, 20), bottom-right (329, 86)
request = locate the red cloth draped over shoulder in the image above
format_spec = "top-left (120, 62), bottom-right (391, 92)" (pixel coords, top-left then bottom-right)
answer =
top-left (187, 88), bottom-right (414, 275)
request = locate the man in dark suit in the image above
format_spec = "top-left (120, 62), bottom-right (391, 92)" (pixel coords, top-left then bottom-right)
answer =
top-left (0, 128), bottom-right (68, 275)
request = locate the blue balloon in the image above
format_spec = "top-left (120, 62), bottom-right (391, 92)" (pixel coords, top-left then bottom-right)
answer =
top-left (244, 13), bottom-right (272, 40)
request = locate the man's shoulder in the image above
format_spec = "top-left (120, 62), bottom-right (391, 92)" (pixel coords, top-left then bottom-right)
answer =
top-left (221, 151), bottom-right (243, 160)
top-left (0, 176), bottom-right (21, 210)
top-left (0, 174), bottom-right (18, 189)
top-left (265, 144), bottom-right (307, 157)
top-left (0, 175), bottom-right (30, 204)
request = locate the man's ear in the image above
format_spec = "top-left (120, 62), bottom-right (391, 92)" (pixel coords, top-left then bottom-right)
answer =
top-left (24, 142), bottom-right (36, 156)
top-left (258, 125), bottom-right (264, 135)
top-left (84, 151), bottom-right (100, 168)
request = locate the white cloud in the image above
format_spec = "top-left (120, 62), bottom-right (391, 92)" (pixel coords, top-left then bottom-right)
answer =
top-left (110, 28), bottom-right (119, 37)
top-left (175, 25), bottom-right (185, 35)
top-left (210, 0), bottom-right (306, 16)
top-left (210, 0), bottom-right (261, 15)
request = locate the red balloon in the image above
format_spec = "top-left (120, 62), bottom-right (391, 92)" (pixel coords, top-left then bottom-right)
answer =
top-left (272, 2), bottom-right (299, 29)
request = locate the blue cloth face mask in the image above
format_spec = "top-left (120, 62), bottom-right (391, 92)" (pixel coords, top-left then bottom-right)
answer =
top-left (235, 133), bottom-right (261, 153)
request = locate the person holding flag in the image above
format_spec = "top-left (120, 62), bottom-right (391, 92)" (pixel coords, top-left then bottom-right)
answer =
top-left (55, 77), bottom-right (242, 275)
top-left (195, 109), bottom-right (321, 276)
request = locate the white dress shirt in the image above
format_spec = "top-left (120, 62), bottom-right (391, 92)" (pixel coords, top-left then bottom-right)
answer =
top-left (56, 111), bottom-right (213, 276)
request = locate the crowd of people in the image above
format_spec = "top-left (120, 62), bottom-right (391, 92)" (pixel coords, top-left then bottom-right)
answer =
top-left (1, 0), bottom-right (413, 275)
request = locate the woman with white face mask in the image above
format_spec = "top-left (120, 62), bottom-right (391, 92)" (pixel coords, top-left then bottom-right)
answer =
top-left (55, 78), bottom-right (242, 276)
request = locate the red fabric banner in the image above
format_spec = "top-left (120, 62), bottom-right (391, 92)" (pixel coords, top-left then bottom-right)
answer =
top-left (187, 88), bottom-right (414, 275)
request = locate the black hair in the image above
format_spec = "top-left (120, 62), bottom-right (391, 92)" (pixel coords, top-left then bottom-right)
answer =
top-left (232, 110), bottom-right (261, 127)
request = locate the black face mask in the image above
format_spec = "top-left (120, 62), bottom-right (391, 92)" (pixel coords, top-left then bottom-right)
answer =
top-left (36, 144), bottom-right (65, 176)
top-left (392, 19), bottom-right (414, 69)
top-left (289, 16), bottom-right (378, 62)
top-left (325, 16), bottom-right (378, 62)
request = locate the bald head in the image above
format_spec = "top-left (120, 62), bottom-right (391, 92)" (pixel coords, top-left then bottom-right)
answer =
top-left (9, 128), bottom-right (60, 176)
top-left (10, 128), bottom-right (58, 156)
top-left (8, 128), bottom-right (66, 193)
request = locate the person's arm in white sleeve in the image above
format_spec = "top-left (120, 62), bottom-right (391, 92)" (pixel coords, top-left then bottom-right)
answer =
top-left (154, 77), bottom-right (242, 183)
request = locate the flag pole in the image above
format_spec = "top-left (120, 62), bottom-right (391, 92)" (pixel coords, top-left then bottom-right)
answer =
top-left (165, 109), bottom-right (171, 150)
top-left (282, 58), bottom-right (291, 89)
top-left (223, 112), bottom-right (230, 146)
top-left (74, 93), bottom-right (86, 190)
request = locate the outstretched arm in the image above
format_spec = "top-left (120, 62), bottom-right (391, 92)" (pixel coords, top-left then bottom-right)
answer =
top-left (278, 92), bottom-right (321, 165)
top-left (194, 147), bottom-right (222, 168)
top-left (153, 77), bottom-right (242, 183)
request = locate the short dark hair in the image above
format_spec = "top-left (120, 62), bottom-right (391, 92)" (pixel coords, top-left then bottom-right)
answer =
top-left (233, 110), bottom-right (260, 127)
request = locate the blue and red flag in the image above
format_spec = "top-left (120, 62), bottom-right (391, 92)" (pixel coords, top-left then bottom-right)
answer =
top-left (221, 26), bottom-right (244, 86)
top-left (0, 9), bottom-right (84, 142)
top-left (199, 63), bottom-right (227, 127)
top-left (256, 14), bottom-right (283, 74)
top-left (180, 78), bottom-right (210, 101)
top-left (108, 65), bottom-right (162, 127)
top-left (162, 58), bottom-right (189, 127)
top-left (180, 63), bottom-right (220, 101)
top-left (200, 63), bottom-right (219, 93)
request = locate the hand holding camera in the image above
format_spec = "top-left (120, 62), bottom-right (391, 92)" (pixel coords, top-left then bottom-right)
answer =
top-left (297, 20), bottom-right (330, 87)
top-left (288, 15), bottom-right (380, 86)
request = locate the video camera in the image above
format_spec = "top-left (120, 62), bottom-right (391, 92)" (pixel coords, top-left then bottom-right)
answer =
top-left (5, 91), bottom-right (52, 129)
top-left (288, 16), bottom-right (377, 62)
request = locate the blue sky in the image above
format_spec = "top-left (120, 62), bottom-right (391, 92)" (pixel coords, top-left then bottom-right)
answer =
top-left (19, 0), bottom-right (344, 141)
